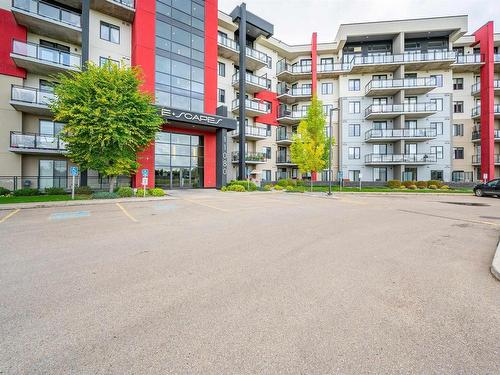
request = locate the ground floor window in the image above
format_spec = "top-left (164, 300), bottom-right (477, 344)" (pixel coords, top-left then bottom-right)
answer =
top-left (373, 167), bottom-right (387, 182)
top-left (431, 170), bottom-right (443, 181)
top-left (39, 160), bottom-right (67, 189)
top-left (154, 132), bottom-right (204, 189)
top-left (262, 170), bottom-right (271, 182)
top-left (349, 170), bottom-right (360, 182)
top-left (453, 170), bottom-right (473, 182)
top-left (403, 167), bottom-right (417, 181)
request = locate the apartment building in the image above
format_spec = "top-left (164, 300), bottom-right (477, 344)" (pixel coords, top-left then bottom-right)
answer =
top-left (0, 1), bottom-right (499, 191)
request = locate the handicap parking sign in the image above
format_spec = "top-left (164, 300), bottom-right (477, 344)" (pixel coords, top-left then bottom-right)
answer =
top-left (70, 166), bottom-right (79, 176)
top-left (141, 169), bottom-right (149, 177)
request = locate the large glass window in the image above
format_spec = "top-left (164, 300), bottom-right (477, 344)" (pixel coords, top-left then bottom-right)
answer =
top-left (39, 160), bottom-right (67, 189)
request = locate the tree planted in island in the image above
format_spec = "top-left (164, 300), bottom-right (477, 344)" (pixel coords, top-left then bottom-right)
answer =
top-left (50, 61), bottom-right (164, 192)
top-left (290, 96), bottom-right (335, 191)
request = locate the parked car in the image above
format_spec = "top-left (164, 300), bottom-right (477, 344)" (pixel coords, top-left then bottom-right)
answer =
top-left (473, 178), bottom-right (500, 197)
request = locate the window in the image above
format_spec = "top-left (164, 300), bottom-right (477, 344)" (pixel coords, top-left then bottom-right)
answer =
top-left (39, 160), bottom-right (67, 189)
top-left (348, 124), bottom-right (360, 137)
top-left (218, 61), bottom-right (225, 77)
top-left (453, 147), bottom-right (464, 159)
top-left (348, 101), bottom-right (360, 113)
top-left (430, 98), bottom-right (443, 111)
top-left (99, 56), bottom-right (119, 67)
top-left (430, 122), bottom-right (443, 135)
top-left (372, 74), bottom-right (387, 80)
top-left (373, 144), bottom-right (387, 155)
top-left (430, 74), bottom-right (443, 87)
top-left (323, 104), bottom-right (333, 116)
top-left (453, 123), bottom-right (464, 136)
top-left (373, 167), bottom-right (387, 182)
top-left (405, 143), bottom-right (417, 154)
top-left (321, 82), bottom-right (333, 95)
top-left (218, 88), bottom-right (225, 103)
top-left (100, 22), bottom-right (120, 44)
top-left (431, 146), bottom-right (444, 159)
top-left (431, 170), bottom-right (443, 180)
top-left (40, 120), bottom-right (64, 135)
top-left (349, 170), bottom-right (360, 182)
top-left (39, 79), bottom-right (55, 93)
top-left (452, 171), bottom-right (465, 182)
top-left (320, 57), bottom-right (333, 65)
top-left (453, 101), bottom-right (464, 113)
top-left (348, 147), bottom-right (360, 159)
top-left (262, 170), bottom-right (271, 182)
top-left (348, 79), bottom-right (360, 91)
top-left (263, 147), bottom-right (271, 160)
top-left (453, 78), bottom-right (464, 90)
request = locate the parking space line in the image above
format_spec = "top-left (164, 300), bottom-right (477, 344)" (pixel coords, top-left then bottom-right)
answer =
top-left (50, 211), bottom-right (90, 220)
top-left (181, 198), bottom-right (229, 212)
top-left (398, 209), bottom-right (500, 227)
top-left (0, 209), bottom-right (20, 224)
top-left (116, 203), bottom-right (138, 222)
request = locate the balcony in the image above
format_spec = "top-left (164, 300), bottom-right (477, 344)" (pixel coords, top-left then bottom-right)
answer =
top-left (364, 128), bottom-right (437, 142)
top-left (364, 103), bottom-right (438, 120)
top-left (276, 60), bottom-right (312, 82)
top-left (231, 126), bottom-right (269, 141)
top-left (495, 54), bottom-right (500, 72)
top-left (365, 77), bottom-right (438, 96)
top-left (232, 72), bottom-right (271, 94)
top-left (11, 40), bottom-right (81, 75)
top-left (10, 85), bottom-right (54, 116)
top-left (90, 0), bottom-right (135, 23)
top-left (472, 130), bottom-right (500, 142)
top-left (231, 151), bottom-right (267, 164)
top-left (217, 34), bottom-right (271, 71)
top-left (276, 151), bottom-right (296, 166)
top-left (231, 98), bottom-right (271, 117)
top-left (277, 109), bottom-right (307, 125)
top-left (276, 84), bottom-right (312, 104)
top-left (364, 153), bottom-right (437, 165)
top-left (9, 131), bottom-right (66, 154)
top-left (472, 154), bottom-right (500, 165)
top-left (472, 105), bottom-right (500, 119)
top-left (12, 0), bottom-right (81, 44)
top-left (471, 80), bottom-right (500, 96)
top-left (276, 127), bottom-right (294, 145)
top-left (451, 54), bottom-right (485, 73)
top-left (317, 62), bottom-right (351, 78)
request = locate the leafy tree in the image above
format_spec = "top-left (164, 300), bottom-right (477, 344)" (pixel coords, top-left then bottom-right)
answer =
top-left (290, 96), bottom-right (335, 191)
top-left (50, 61), bottom-right (164, 192)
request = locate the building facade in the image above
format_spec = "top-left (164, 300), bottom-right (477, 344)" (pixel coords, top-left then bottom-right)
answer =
top-left (0, 0), bottom-right (499, 191)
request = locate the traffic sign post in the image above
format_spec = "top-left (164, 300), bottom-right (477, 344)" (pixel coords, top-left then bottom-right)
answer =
top-left (70, 166), bottom-right (79, 200)
top-left (358, 173), bottom-right (363, 190)
top-left (142, 177), bottom-right (148, 197)
top-left (337, 171), bottom-right (343, 192)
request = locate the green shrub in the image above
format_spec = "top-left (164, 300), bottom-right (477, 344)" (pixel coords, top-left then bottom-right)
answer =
top-left (416, 181), bottom-right (427, 189)
top-left (13, 188), bottom-right (41, 196)
top-left (44, 187), bottom-right (66, 195)
top-left (428, 184), bottom-right (438, 190)
top-left (440, 185), bottom-right (449, 190)
top-left (408, 184), bottom-right (418, 190)
top-left (263, 184), bottom-right (273, 191)
top-left (276, 179), bottom-right (289, 187)
top-left (285, 185), bottom-right (295, 190)
top-left (220, 186), bottom-right (227, 192)
top-left (116, 186), bottom-right (134, 197)
top-left (149, 188), bottom-right (165, 196)
top-left (136, 188), bottom-right (150, 196)
top-left (75, 186), bottom-right (93, 195)
top-left (399, 185), bottom-right (406, 189)
top-left (92, 192), bottom-right (118, 199)
top-left (427, 180), bottom-right (443, 188)
top-left (226, 184), bottom-right (245, 192)
top-left (387, 180), bottom-right (401, 189)
top-left (402, 180), bottom-right (416, 188)
top-left (274, 185), bottom-right (283, 190)
top-left (227, 180), bottom-right (257, 191)
top-left (296, 179), bottom-right (305, 187)
top-left (0, 187), bottom-right (11, 196)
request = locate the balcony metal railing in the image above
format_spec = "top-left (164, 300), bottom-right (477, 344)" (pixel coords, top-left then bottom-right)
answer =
top-left (472, 130), bottom-right (500, 140)
top-left (365, 154), bottom-right (437, 164)
top-left (365, 103), bottom-right (438, 117)
top-left (0, 175), bottom-right (131, 191)
top-left (276, 151), bottom-right (293, 164)
top-left (276, 128), bottom-right (294, 142)
top-left (231, 126), bottom-right (268, 138)
top-left (12, 0), bottom-right (82, 28)
top-left (318, 62), bottom-right (351, 73)
top-left (472, 80), bottom-right (500, 95)
top-left (232, 72), bottom-right (271, 90)
top-left (454, 54), bottom-right (484, 64)
top-left (217, 34), bottom-right (271, 66)
top-left (231, 151), bottom-right (267, 162)
top-left (364, 128), bottom-right (437, 140)
top-left (472, 106), bottom-right (481, 117)
top-left (231, 98), bottom-right (270, 113)
top-left (110, 0), bottom-right (135, 8)
top-left (277, 85), bottom-right (312, 96)
top-left (276, 60), bottom-right (312, 75)
top-left (11, 85), bottom-right (55, 106)
top-left (10, 131), bottom-right (66, 151)
top-left (278, 109), bottom-right (307, 119)
top-left (348, 50), bottom-right (457, 65)
top-left (365, 77), bottom-right (437, 94)
top-left (12, 39), bottom-right (81, 68)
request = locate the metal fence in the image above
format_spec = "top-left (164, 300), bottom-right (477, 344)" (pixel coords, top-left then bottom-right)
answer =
top-left (0, 175), bottom-right (131, 192)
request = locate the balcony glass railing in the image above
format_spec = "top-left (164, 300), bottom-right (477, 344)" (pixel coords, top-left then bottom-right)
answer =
top-left (365, 77), bottom-right (437, 93)
top-left (472, 130), bottom-right (500, 140)
top-left (217, 34), bottom-right (270, 66)
top-left (317, 62), bottom-right (351, 73)
top-left (232, 72), bottom-right (271, 89)
top-left (365, 128), bottom-right (437, 140)
top-left (277, 85), bottom-right (312, 96)
top-left (454, 54), bottom-right (484, 64)
top-left (277, 109), bottom-right (307, 119)
top-left (472, 106), bottom-right (481, 117)
top-left (10, 131), bottom-right (66, 151)
top-left (231, 126), bottom-right (268, 138)
top-left (276, 60), bottom-right (312, 75)
top-left (348, 50), bottom-right (457, 65)
top-left (231, 151), bottom-right (267, 162)
top-left (495, 54), bottom-right (500, 63)
top-left (276, 128), bottom-right (294, 142)
top-left (276, 151), bottom-right (293, 164)
top-left (231, 98), bottom-right (270, 113)
top-left (365, 154), bottom-right (437, 163)
top-left (12, 0), bottom-right (82, 28)
top-left (11, 85), bottom-right (55, 106)
top-left (365, 103), bottom-right (437, 117)
top-left (12, 40), bottom-right (81, 68)
top-left (110, 0), bottom-right (135, 8)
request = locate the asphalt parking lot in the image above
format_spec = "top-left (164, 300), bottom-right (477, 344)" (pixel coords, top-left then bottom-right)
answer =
top-left (1, 191), bottom-right (499, 374)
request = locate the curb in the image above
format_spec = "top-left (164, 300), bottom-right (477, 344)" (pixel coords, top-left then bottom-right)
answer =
top-left (0, 196), bottom-right (174, 210)
top-left (491, 238), bottom-right (500, 281)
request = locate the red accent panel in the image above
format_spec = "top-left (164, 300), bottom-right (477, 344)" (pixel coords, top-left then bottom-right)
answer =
top-left (0, 9), bottom-right (27, 78)
top-left (204, 0), bottom-right (218, 115)
top-left (311, 172), bottom-right (317, 182)
top-left (474, 22), bottom-right (495, 180)
top-left (311, 32), bottom-right (318, 96)
top-left (132, 0), bottom-right (156, 188)
top-left (163, 125), bottom-right (217, 188)
top-left (255, 90), bottom-right (279, 125)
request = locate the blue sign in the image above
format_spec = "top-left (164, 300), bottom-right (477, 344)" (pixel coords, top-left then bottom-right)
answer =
top-left (141, 169), bottom-right (149, 177)
top-left (337, 171), bottom-right (343, 179)
top-left (70, 166), bottom-right (79, 176)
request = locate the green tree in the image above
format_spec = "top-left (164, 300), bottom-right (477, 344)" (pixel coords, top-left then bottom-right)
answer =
top-left (290, 96), bottom-right (335, 191)
top-left (50, 62), bottom-right (163, 192)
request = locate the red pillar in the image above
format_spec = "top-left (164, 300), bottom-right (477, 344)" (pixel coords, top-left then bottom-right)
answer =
top-left (474, 22), bottom-right (495, 181)
top-left (132, 0), bottom-right (156, 188)
top-left (0, 9), bottom-right (27, 78)
top-left (204, 0), bottom-right (218, 115)
top-left (311, 32), bottom-right (318, 96)
top-left (255, 90), bottom-right (278, 125)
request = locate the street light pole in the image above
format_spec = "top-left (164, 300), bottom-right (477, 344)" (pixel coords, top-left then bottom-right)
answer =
top-left (327, 107), bottom-right (338, 196)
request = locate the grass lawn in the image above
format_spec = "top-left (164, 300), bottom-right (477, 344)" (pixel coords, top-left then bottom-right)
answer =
top-left (282, 186), bottom-right (473, 194)
top-left (0, 195), bottom-right (91, 204)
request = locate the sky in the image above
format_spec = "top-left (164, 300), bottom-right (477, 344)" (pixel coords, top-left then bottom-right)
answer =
top-left (218, 0), bottom-right (500, 45)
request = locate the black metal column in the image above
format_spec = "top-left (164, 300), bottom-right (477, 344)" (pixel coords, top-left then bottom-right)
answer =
top-left (237, 3), bottom-right (247, 180)
top-left (216, 128), bottom-right (228, 188)
top-left (80, 0), bottom-right (90, 186)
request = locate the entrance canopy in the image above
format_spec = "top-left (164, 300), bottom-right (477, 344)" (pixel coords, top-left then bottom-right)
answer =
top-left (158, 106), bottom-right (237, 131)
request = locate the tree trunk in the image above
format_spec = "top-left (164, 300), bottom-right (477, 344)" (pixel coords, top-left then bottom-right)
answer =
top-left (310, 175), bottom-right (313, 192)
top-left (109, 175), bottom-right (117, 193)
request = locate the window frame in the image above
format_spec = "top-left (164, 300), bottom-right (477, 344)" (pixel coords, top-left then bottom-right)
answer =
top-left (100, 21), bottom-right (120, 44)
